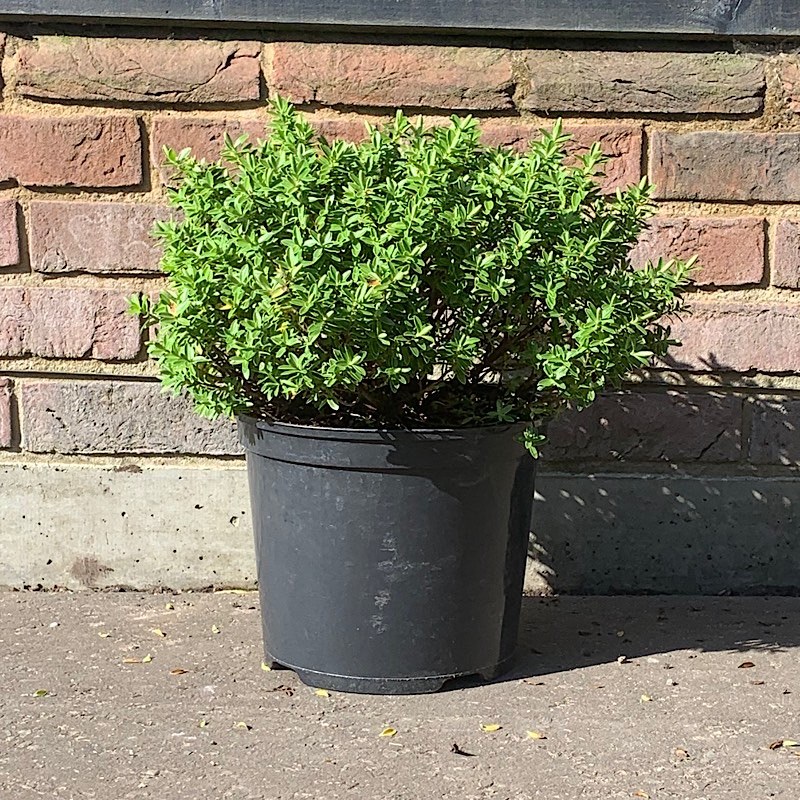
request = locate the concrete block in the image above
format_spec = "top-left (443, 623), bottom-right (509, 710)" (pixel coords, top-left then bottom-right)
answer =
top-left (4, 462), bottom-right (800, 595)
top-left (532, 474), bottom-right (800, 594)
top-left (0, 462), bottom-right (254, 590)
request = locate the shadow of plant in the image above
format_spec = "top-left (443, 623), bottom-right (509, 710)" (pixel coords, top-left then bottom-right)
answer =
top-left (530, 339), bottom-right (800, 595)
top-left (509, 594), bottom-right (799, 681)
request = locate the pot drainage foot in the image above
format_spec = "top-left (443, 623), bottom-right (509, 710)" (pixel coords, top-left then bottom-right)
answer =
top-left (262, 653), bottom-right (517, 695)
top-left (262, 653), bottom-right (290, 671)
top-left (439, 673), bottom-right (489, 692)
top-left (292, 668), bottom-right (451, 695)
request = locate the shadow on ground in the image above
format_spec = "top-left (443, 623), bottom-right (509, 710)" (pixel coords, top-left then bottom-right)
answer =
top-left (492, 595), bottom-right (800, 687)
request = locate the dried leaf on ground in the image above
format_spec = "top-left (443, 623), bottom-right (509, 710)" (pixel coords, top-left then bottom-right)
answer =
top-left (480, 723), bottom-right (502, 733)
top-left (121, 654), bottom-right (153, 664)
top-left (198, 719), bottom-right (208, 728)
top-left (152, 628), bottom-right (166, 638)
top-left (674, 748), bottom-right (690, 760)
top-left (633, 792), bottom-right (650, 799)
top-left (261, 662), bottom-right (272, 672)
top-left (526, 730), bottom-right (546, 740)
top-left (379, 727), bottom-right (397, 737)
top-left (234, 721), bottom-right (252, 730)
top-left (165, 602), bottom-right (175, 610)
top-left (751, 680), bottom-right (766, 686)
top-left (32, 689), bottom-right (48, 698)
top-left (617, 655), bottom-right (629, 664)
top-left (640, 694), bottom-right (653, 703)
top-left (314, 689), bottom-right (330, 698)
top-left (169, 668), bottom-right (188, 675)
top-left (738, 661), bottom-right (756, 669)
top-left (768, 739), bottom-right (800, 750)
top-left (98, 632), bottom-right (112, 639)
top-left (211, 625), bottom-right (220, 634)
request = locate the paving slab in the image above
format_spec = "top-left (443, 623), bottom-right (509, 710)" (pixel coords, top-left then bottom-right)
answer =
top-left (1, 593), bottom-right (799, 799)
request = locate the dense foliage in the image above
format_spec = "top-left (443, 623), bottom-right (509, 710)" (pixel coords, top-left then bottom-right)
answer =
top-left (133, 97), bottom-right (689, 454)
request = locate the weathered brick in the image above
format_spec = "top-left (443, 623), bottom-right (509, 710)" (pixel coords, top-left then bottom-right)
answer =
top-left (779, 58), bottom-right (800, 114)
top-left (270, 42), bottom-right (514, 110)
top-left (649, 131), bottom-right (800, 202)
top-left (520, 51), bottom-right (764, 114)
top-left (662, 303), bottom-right (800, 373)
top-left (0, 116), bottom-right (141, 188)
top-left (771, 219), bottom-right (800, 288)
top-left (307, 116), bottom-right (372, 143)
top-left (544, 391), bottom-right (742, 463)
top-left (481, 122), bottom-right (642, 191)
top-left (29, 201), bottom-right (170, 275)
top-left (749, 399), bottom-right (800, 465)
top-left (21, 380), bottom-right (241, 455)
top-left (151, 116), bottom-right (266, 182)
top-left (0, 377), bottom-right (11, 448)
top-left (150, 114), bottom-right (372, 183)
top-left (0, 199), bottom-right (19, 267)
top-left (0, 288), bottom-right (140, 360)
top-left (630, 217), bottom-right (765, 287)
top-left (17, 38), bottom-right (261, 104)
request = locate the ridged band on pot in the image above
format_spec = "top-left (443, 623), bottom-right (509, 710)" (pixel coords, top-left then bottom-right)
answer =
top-left (239, 415), bottom-right (537, 695)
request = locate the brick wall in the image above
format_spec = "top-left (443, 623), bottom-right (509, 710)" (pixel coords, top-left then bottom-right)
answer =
top-left (2, 29), bottom-right (800, 591)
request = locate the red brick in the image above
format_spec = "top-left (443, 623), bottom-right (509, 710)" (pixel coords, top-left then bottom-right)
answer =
top-left (21, 380), bottom-right (240, 455)
top-left (544, 391), bottom-right (742, 463)
top-left (649, 131), bottom-right (800, 202)
top-left (17, 38), bottom-right (261, 104)
top-left (779, 59), bottom-right (800, 114)
top-left (0, 199), bottom-right (19, 267)
top-left (150, 114), bottom-right (374, 184)
top-left (270, 42), bottom-right (514, 110)
top-left (0, 288), bottom-right (140, 360)
top-left (0, 116), bottom-right (141, 188)
top-left (749, 399), bottom-right (800, 465)
top-left (151, 116), bottom-right (266, 182)
top-left (307, 116), bottom-right (372, 143)
top-left (520, 51), bottom-right (764, 114)
top-left (0, 377), bottom-right (11, 448)
top-left (481, 122), bottom-right (642, 191)
top-left (630, 217), bottom-right (765, 287)
top-left (662, 303), bottom-right (800, 373)
top-left (29, 201), bottom-right (170, 275)
top-left (771, 219), bottom-right (800, 288)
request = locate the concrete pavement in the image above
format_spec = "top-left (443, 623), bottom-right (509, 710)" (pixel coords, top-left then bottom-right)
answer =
top-left (2, 593), bottom-right (799, 799)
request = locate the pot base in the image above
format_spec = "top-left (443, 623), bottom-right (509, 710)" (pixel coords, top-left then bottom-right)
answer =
top-left (264, 651), bottom-right (516, 695)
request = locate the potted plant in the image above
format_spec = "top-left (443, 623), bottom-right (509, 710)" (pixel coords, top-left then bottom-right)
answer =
top-left (132, 98), bottom-right (689, 694)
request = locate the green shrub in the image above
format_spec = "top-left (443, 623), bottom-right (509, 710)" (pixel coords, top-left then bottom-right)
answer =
top-left (132, 97), bottom-right (690, 454)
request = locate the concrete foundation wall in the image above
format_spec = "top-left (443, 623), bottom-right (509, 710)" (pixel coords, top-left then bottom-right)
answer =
top-left (4, 460), bottom-right (799, 595)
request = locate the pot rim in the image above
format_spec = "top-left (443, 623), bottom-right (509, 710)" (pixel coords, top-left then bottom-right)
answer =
top-left (237, 413), bottom-right (538, 439)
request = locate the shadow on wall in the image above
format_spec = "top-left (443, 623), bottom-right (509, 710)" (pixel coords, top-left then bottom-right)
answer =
top-left (530, 345), bottom-right (800, 595)
top-left (530, 473), bottom-right (800, 595)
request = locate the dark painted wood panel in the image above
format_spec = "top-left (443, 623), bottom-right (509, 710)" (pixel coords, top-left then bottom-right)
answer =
top-left (0, 0), bottom-right (797, 37)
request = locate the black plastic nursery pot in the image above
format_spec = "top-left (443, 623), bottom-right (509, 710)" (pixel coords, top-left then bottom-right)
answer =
top-left (238, 415), bottom-right (537, 695)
